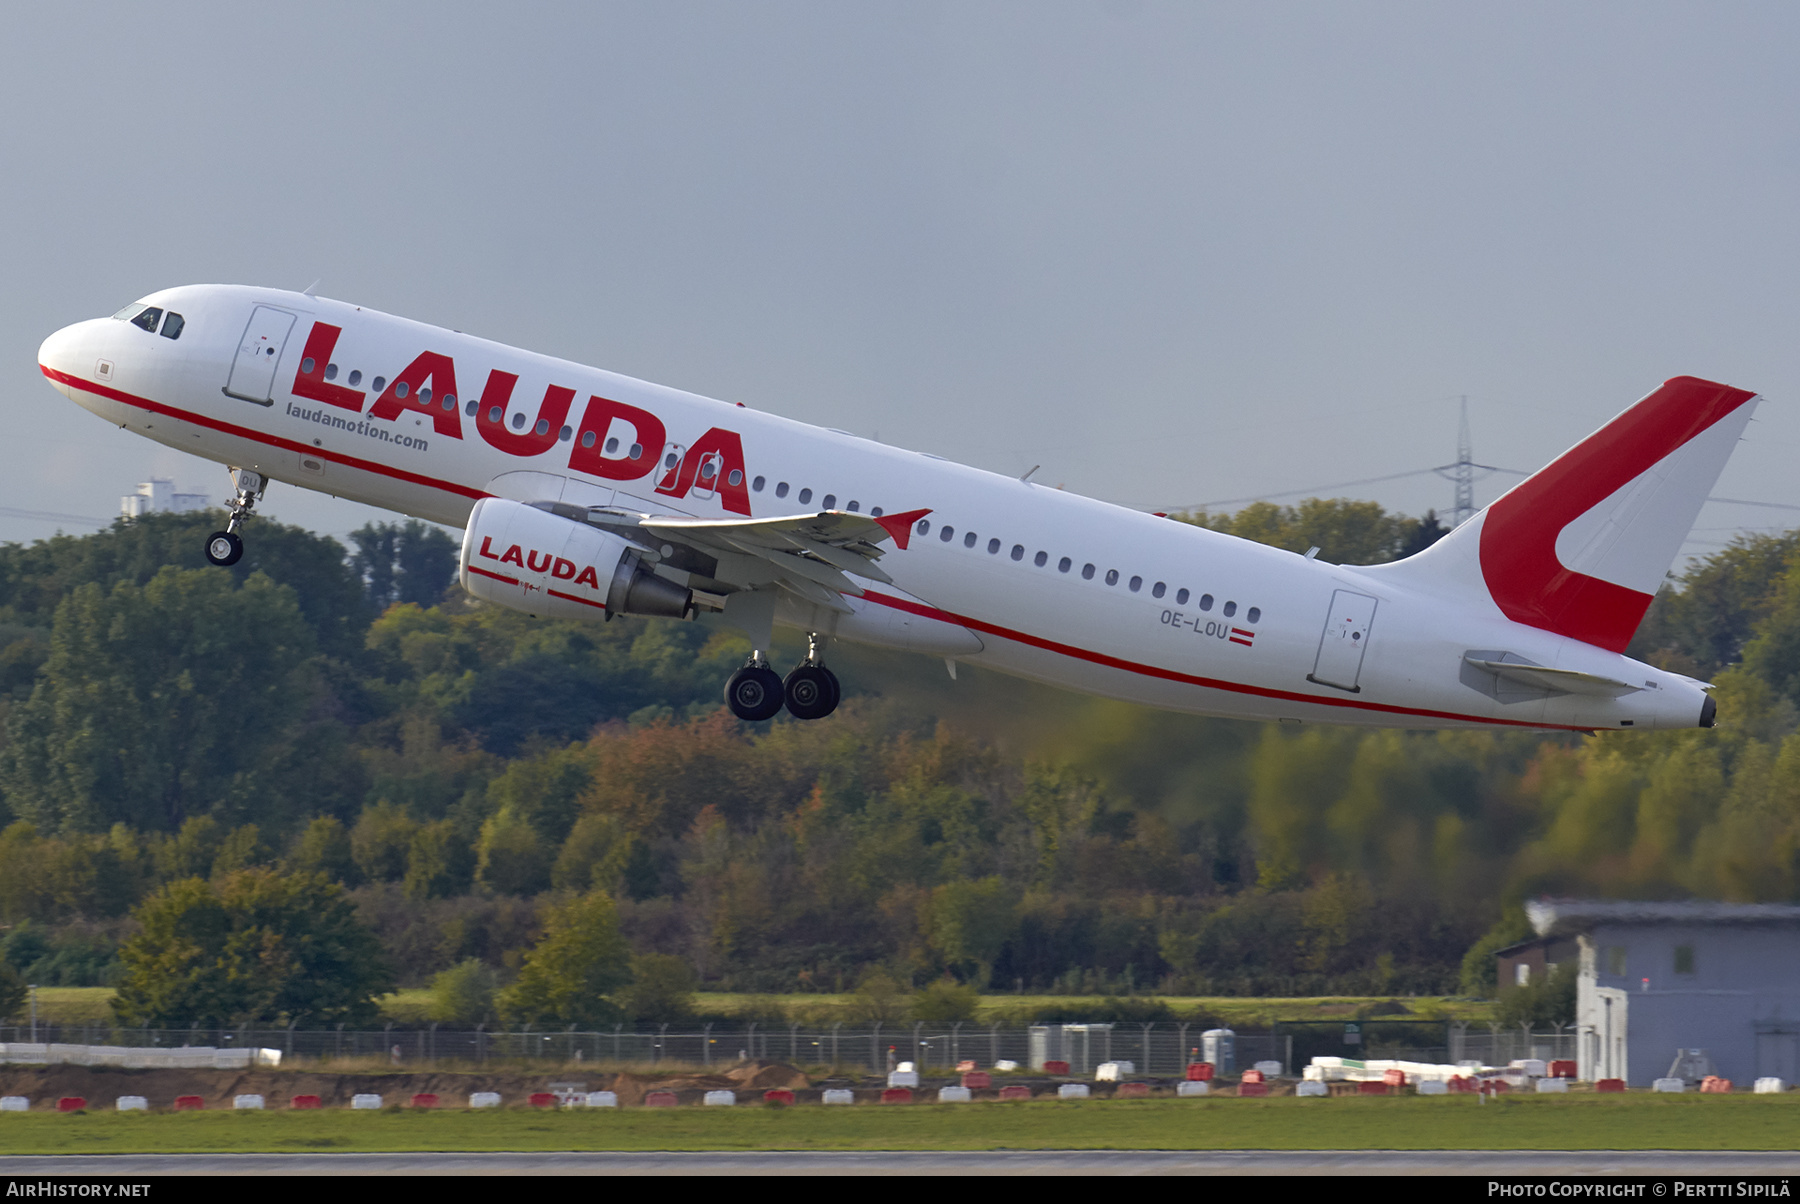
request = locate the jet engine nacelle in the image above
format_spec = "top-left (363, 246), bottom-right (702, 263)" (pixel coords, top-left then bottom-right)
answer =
top-left (459, 496), bottom-right (693, 622)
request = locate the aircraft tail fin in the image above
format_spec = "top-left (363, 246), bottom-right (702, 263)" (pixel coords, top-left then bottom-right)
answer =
top-left (1371, 376), bottom-right (1760, 653)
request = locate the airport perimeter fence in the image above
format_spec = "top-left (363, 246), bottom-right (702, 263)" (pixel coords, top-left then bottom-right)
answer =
top-left (2, 1023), bottom-right (1287, 1077)
top-left (0, 1022), bottom-right (1578, 1076)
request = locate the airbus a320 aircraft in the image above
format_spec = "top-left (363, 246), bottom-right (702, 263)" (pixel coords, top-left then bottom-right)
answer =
top-left (36, 286), bottom-right (1756, 731)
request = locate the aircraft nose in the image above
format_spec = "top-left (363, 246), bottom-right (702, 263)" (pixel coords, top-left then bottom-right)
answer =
top-left (38, 320), bottom-right (102, 395)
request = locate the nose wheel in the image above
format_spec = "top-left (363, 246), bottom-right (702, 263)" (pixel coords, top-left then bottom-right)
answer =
top-left (204, 531), bottom-right (244, 567)
top-left (203, 468), bottom-right (266, 569)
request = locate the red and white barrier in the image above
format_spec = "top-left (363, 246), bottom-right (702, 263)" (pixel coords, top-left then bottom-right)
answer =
top-left (469, 1092), bottom-right (501, 1109)
top-left (0, 1097), bottom-right (26, 1112)
top-left (645, 1091), bottom-right (678, 1107)
top-left (762, 1089), bottom-right (794, 1106)
top-left (232, 1095), bottom-right (264, 1110)
top-left (291, 1095), bottom-right (322, 1109)
top-left (936, 1086), bottom-right (972, 1102)
top-left (880, 1087), bottom-right (913, 1104)
top-left (116, 1096), bottom-right (148, 1111)
top-left (410, 1093), bottom-right (438, 1108)
top-left (174, 1095), bottom-right (204, 1111)
top-left (703, 1091), bottom-right (736, 1106)
top-left (350, 1094), bottom-right (382, 1109)
top-left (822, 1089), bottom-right (854, 1105)
top-left (56, 1097), bottom-right (86, 1112)
top-left (997, 1085), bottom-right (1031, 1101)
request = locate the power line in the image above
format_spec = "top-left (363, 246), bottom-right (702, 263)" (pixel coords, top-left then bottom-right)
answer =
top-left (0, 506), bottom-right (111, 529)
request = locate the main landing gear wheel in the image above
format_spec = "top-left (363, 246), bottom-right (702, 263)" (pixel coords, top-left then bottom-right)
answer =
top-left (724, 663), bottom-right (785, 721)
top-left (784, 665), bottom-right (840, 720)
top-left (204, 531), bottom-right (243, 567)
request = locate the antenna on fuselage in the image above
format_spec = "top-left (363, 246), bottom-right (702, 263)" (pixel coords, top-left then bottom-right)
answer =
top-left (302, 279), bottom-right (321, 297)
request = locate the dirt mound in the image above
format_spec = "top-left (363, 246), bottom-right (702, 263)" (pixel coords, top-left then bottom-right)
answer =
top-left (0, 1060), bottom-right (811, 1110)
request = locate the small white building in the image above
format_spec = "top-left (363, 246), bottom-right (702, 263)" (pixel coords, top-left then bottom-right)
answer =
top-left (121, 478), bottom-right (210, 519)
top-left (1527, 900), bottom-right (1800, 1087)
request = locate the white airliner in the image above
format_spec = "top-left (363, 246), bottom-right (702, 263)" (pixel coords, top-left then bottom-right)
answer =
top-left (36, 285), bottom-right (1754, 729)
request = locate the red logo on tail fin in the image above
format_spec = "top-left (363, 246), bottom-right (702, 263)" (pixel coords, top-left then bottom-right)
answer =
top-left (1478, 376), bottom-right (1756, 652)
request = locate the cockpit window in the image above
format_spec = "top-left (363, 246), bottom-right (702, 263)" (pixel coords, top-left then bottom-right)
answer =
top-left (112, 303), bottom-right (149, 321)
top-left (159, 312), bottom-right (184, 340)
top-left (128, 307), bottom-right (163, 333)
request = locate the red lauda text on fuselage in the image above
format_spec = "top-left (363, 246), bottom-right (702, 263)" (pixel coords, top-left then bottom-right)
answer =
top-left (291, 321), bottom-right (754, 514)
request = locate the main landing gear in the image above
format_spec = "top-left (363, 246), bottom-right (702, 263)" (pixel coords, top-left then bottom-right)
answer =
top-left (723, 633), bottom-right (840, 722)
top-left (203, 469), bottom-right (265, 568)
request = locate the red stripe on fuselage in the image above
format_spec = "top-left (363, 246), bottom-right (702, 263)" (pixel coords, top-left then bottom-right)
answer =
top-left (41, 366), bottom-right (490, 503)
top-left (858, 589), bottom-right (1596, 731)
top-left (548, 588), bottom-right (606, 610)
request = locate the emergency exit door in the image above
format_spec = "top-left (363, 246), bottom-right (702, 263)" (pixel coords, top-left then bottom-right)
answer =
top-left (1308, 590), bottom-right (1378, 693)
top-left (224, 306), bottom-right (297, 405)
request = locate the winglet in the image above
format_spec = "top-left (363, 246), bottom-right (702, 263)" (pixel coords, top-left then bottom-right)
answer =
top-left (873, 508), bottom-right (931, 550)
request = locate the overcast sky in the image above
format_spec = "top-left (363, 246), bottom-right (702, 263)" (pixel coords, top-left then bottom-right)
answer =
top-left (4, 1), bottom-right (1798, 560)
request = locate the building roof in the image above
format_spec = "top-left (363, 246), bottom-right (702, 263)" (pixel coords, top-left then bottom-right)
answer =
top-left (1528, 899), bottom-right (1800, 938)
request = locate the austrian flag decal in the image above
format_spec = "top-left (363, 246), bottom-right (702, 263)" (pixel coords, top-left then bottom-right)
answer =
top-left (1229, 628), bottom-right (1255, 648)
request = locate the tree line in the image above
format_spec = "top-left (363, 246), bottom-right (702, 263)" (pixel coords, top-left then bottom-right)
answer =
top-left (0, 502), bottom-right (1795, 1028)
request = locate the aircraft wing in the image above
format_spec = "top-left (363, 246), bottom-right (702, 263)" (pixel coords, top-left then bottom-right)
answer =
top-left (568, 503), bottom-right (929, 614)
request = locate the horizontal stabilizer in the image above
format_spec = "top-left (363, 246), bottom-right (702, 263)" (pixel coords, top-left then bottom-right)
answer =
top-left (1463, 654), bottom-right (1641, 698)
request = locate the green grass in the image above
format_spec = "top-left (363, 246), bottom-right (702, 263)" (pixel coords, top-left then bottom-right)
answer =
top-left (0, 1095), bottom-right (1792, 1154)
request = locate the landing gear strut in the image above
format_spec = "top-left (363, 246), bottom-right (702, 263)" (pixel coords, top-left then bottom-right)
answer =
top-left (783, 633), bottom-right (840, 721)
top-left (204, 469), bottom-right (265, 568)
top-left (724, 652), bottom-right (785, 722)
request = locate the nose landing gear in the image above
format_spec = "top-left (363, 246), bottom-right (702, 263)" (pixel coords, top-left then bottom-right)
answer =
top-left (722, 634), bottom-right (841, 722)
top-left (203, 469), bottom-right (266, 568)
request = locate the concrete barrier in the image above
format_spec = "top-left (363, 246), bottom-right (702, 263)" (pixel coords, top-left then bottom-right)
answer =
top-left (1057, 1083), bottom-right (1089, 1100)
top-left (1176, 1081), bottom-right (1209, 1098)
top-left (1116, 1082), bottom-right (1150, 1098)
top-left (1253, 1060), bottom-right (1283, 1078)
top-left (1700, 1076), bottom-right (1734, 1094)
top-left (1534, 1078), bottom-right (1568, 1094)
top-left (1238, 1082), bottom-right (1269, 1097)
top-left (1186, 1062), bottom-right (1214, 1082)
top-left (528, 1092), bottom-right (557, 1108)
top-left (994, 1060), bottom-right (1020, 1072)
top-left (961, 1071), bottom-right (992, 1090)
top-left (1652, 1078), bottom-right (1685, 1093)
top-left (174, 1096), bottom-right (204, 1111)
top-left (232, 1095), bottom-right (264, 1110)
top-left (936, 1086), bottom-right (972, 1103)
top-left (645, 1091), bottom-right (679, 1107)
top-left (56, 1097), bottom-right (87, 1112)
top-left (998, 1085), bottom-right (1032, 1101)
top-left (1755, 1078), bottom-right (1786, 1094)
top-left (1513, 1059), bottom-right (1547, 1078)
top-left (470, 1092), bottom-right (501, 1109)
top-left (0, 1097), bottom-right (26, 1111)
top-left (1297, 1081), bottom-right (1330, 1097)
top-left (822, 1089), bottom-right (854, 1105)
top-left (588, 1091), bottom-right (619, 1107)
top-left (1549, 1060), bottom-right (1577, 1079)
top-left (881, 1087), bottom-right (913, 1104)
top-left (291, 1095), bottom-right (322, 1109)
top-left (351, 1094), bottom-right (383, 1109)
top-left (410, 1094), bottom-right (439, 1108)
top-left (762, 1089), bottom-right (794, 1106)
top-left (1356, 1081), bottom-right (1388, 1095)
top-left (116, 1097), bottom-right (148, 1111)
top-left (1043, 1060), bottom-right (1070, 1075)
top-left (703, 1091), bottom-right (736, 1106)
top-left (1096, 1062), bottom-right (1123, 1082)
top-left (887, 1070), bottom-right (919, 1088)
top-left (1595, 1079), bottom-right (1626, 1093)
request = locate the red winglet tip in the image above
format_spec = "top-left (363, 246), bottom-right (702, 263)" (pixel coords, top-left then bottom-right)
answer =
top-left (873, 508), bottom-right (931, 550)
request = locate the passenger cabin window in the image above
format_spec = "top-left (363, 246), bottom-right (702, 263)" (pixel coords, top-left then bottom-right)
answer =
top-left (324, 363), bottom-right (338, 381)
top-left (940, 526), bottom-right (955, 542)
top-left (989, 538), bottom-right (1001, 554)
top-left (1058, 557), bottom-right (1071, 572)
top-left (752, 476), bottom-right (766, 492)
top-left (776, 482), bottom-right (789, 498)
top-left (1034, 551), bottom-right (1047, 567)
top-left (348, 370), bottom-right (363, 387)
top-left (822, 494), bottom-right (836, 509)
top-left (129, 306), bottom-right (163, 333)
top-left (1247, 607), bottom-right (1261, 624)
top-left (1176, 589), bottom-right (1190, 605)
top-left (964, 531), bottom-right (977, 548)
top-left (159, 312), bottom-right (184, 340)
top-left (1152, 582), bottom-right (1166, 598)
top-left (1104, 570), bottom-right (1119, 586)
top-left (1223, 601), bottom-right (1237, 618)
top-left (846, 500), bottom-right (859, 511)
top-left (1081, 564), bottom-right (1096, 580)
top-left (798, 488), bottom-right (812, 505)
top-left (1199, 594), bottom-right (1213, 611)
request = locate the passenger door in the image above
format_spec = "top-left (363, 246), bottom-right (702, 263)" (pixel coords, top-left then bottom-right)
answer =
top-left (224, 305), bottom-right (297, 405)
top-left (1309, 589), bottom-right (1378, 692)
